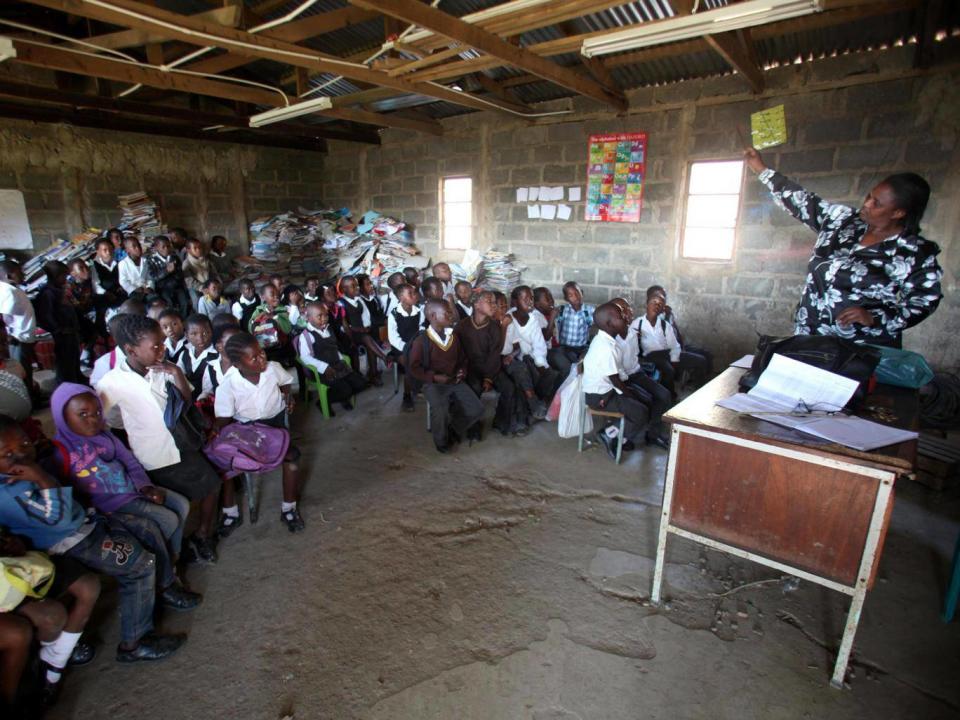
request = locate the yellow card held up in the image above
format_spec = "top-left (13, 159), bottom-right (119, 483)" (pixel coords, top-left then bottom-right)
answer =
top-left (750, 105), bottom-right (787, 150)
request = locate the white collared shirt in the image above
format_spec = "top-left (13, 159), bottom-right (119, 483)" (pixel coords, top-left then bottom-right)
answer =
top-left (296, 324), bottom-right (333, 374)
top-left (0, 281), bottom-right (36, 342)
top-left (387, 304), bottom-right (421, 352)
top-left (98, 359), bottom-right (183, 470)
top-left (427, 326), bottom-right (454, 350)
top-left (91, 259), bottom-right (118, 295)
top-left (502, 309), bottom-right (549, 368)
top-left (380, 291), bottom-right (398, 316)
top-left (214, 361), bottom-right (293, 422)
top-left (118, 256), bottom-right (152, 294)
top-left (164, 336), bottom-right (186, 362)
top-left (637, 316), bottom-right (680, 363)
top-left (582, 330), bottom-right (622, 395)
top-left (232, 296), bottom-right (258, 321)
top-left (201, 356), bottom-right (231, 400)
top-left (90, 346), bottom-right (125, 392)
top-left (456, 300), bottom-right (473, 318)
top-left (616, 325), bottom-right (641, 377)
top-left (180, 345), bottom-right (219, 398)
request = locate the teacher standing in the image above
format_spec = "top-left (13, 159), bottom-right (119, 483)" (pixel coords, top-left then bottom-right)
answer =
top-left (744, 148), bottom-right (942, 348)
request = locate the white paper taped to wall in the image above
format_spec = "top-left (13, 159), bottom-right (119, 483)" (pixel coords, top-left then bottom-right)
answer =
top-left (527, 204), bottom-right (541, 219)
top-left (516, 187), bottom-right (528, 203)
top-left (541, 204), bottom-right (556, 220)
top-left (568, 187), bottom-right (581, 202)
top-left (0, 190), bottom-right (33, 250)
top-left (557, 204), bottom-right (572, 220)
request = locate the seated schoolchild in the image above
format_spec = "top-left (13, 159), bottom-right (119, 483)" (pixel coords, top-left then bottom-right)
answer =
top-left (158, 308), bottom-right (187, 365)
top-left (182, 239), bottom-right (216, 311)
top-left (1, 529), bottom-right (100, 707)
top-left (231, 278), bottom-right (260, 329)
top-left (51, 383), bottom-right (194, 579)
top-left (215, 332), bottom-right (305, 532)
top-left (338, 276), bottom-right (389, 387)
top-left (501, 285), bottom-right (558, 421)
top-left (65, 258), bottom-right (97, 366)
top-left (455, 291), bottom-right (518, 437)
top-left (321, 284), bottom-right (353, 356)
top-left (453, 281), bottom-right (474, 321)
top-left (269, 274), bottom-right (284, 294)
top-left (647, 285), bottom-right (712, 388)
top-left (146, 298), bottom-right (168, 321)
top-left (303, 276), bottom-right (322, 304)
top-left (89, 299), bottom-right (145, 391)
top-left (637, 292), bottom-right (684, 398)
top-left (402, 266), bottom-right (421, 295)
top-left (550, 281), bottom-right (596, 377)
top-left (0, 415), bottom-right (192, 663)
top-left (197, 278), bottom-right (230, 320)
top-left (387, 283), bottom-right (423, 412)
top-left (296, 302), bottom-right (366, 415)
top-left (200, 322), bottom-right (240, 402)
top-left (431, 262), bottom-right (455, 297)
top-left (380, 272), bottom-right (405, 316)
top-left (208, 235), bottom-right (231, 284)
top-left (34, 262), bottom-right (83, 385)
top-left (357, 274), bottom-right (387, 337)
top-left (118, 237), bottom-right (152, 298)
top-left (107, 227), bottom-right (126, 262)
top-left (247, 284), bottom-right (297, 367)
top-left (97, 315), bottom-right (223, 564)
top-left (582, 304), bottom-right (651, 460)
top-left (180, 314), bottom-right (219, 402)
top-left (610, 298), bottom-right (671, 450)
top-left (90, 238), bottom-right (128, 338)
top-left (533, 287), bottom-right (558, 346)
top-left (145, 236), bottom-right (191, 316)
top-left (407, 300), bottom-right (484, 453)
top-left (281, 285), bottom-right (306, 328)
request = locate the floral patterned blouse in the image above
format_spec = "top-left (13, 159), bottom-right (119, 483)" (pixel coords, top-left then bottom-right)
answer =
top-left (759, 169), bottom-right (942, 347)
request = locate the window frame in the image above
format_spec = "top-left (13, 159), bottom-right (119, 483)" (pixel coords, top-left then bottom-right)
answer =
top-left (678, 159), bottom-right (746, 263)
top-left (439, 175), bottom-right (474, 251)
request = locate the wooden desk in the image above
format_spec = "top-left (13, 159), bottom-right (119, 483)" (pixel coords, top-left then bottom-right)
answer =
top-left (651, 368), bottom-right (918, 688)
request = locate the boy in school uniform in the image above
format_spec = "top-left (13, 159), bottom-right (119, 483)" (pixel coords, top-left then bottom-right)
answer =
top-left (158, 309), bottom-right (187, 366)
top-left (0, 261), bottom-right (38, 398)
top-left (118, 237), bottom-right (153, 298)
top-left (231, 278), bottom-right (261, 329)
top-left (66, 259), bottom-right (97, 366)
top-left (455, 290), bottom-right (517, 437)
top-left (182, 239), bottom-right (216, 311)
top-left (90, 237), bottom-right (128, 338)
top-left (303, 276), bottom-right (322, 304)
top-left (197, 278), bottom-right (231, 320)
top-left (550, 281), bottom-right (595, 377)
top-left (533, 287), bottom-right (558, 345)
top-left (387, 284), bottom-right (423, 412)
top-left (431, 262), bottom-right (455, 297)
top-left (180, 314), bottom-right (219, 402)
top-left (582, 303), bottom-right (650, 460)
top-left (34, 262), bottom-right (84, 385)
top-left (453, 281), bottom-right (474, 321)
top-left (502, 285), bottom-right (557, 420)
top-left (637, 292), bottom-right (686, 398)
top-left (338, 276), bottom-right (389, 387)
top-left (208, 235), bottom-right (231, 284)
top-left (380, 272), bottom-right (405, 316)
top-left (297, 302), bottom-right (367, 415)
top-left (647, 285), bottom-right (712, 388)
top-left (146, 236), bottom-right (191, 316)
top-left (407, 300), bottom-right (484, 453)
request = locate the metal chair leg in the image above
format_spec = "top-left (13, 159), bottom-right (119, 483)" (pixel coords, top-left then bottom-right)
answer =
top-left (243, 472), bottom-right (260, 524)
top-left (578, 390), bottom-right (587, 452)
top-left (615, 416), bottom-right (625, 465)
top-left (393, 362), bottom-right (399, 394)
top-left (426, 399), bottom-right (432, 432)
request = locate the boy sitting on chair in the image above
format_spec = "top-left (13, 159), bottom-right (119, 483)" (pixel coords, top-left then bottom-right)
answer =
top-left (296, 301), bottom-right (366, 415)
top-left (407, 300), bottom-right (484, 454)
top-left (582, 303), bottom-right (650, 461)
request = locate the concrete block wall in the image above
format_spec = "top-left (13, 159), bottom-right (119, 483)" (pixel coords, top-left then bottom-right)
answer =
top-left (325, 49), bottom-right (959, 370)
top-left (0, 120), bottom-right (325, 256)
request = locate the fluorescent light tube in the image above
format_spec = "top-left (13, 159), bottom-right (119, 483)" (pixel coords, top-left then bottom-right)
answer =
top-left (0, 36), bottom-right (17, 63)
top-left (581, 0), bottom-right (822, 58)
top-left (249, 96), bottom-right (333, 128)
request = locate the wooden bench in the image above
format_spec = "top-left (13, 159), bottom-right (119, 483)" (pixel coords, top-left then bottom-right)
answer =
top-left (916, 434), bottom-right (960, 491)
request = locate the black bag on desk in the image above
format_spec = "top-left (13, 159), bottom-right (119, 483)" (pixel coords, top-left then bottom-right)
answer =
top-left (738, 335), bottom-right (881, 408)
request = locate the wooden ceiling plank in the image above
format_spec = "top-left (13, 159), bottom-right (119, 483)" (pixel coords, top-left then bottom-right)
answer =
top-left (704, 29), bottom-right (764, 93)
top-left (85, 6), bottom-right (241, 49)
top-left (322, 106), bottom-right (443, 136)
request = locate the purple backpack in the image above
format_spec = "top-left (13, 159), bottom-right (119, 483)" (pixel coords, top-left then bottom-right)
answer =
top-left (204, 423), bottom-right (289, 476)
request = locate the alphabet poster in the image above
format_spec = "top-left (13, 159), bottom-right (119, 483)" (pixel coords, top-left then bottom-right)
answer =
top-left (585, 132), bottom-right (646, 223)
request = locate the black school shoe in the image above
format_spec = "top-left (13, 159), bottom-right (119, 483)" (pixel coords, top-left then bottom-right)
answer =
top-left (40, 665), bottom-right (62, 707)
top-left (646, 433), bottom-right (670, 451)
top-left (68, 639), bottom-right (96, 666)
top-left (596, 431), bottom-right (619, 461)
top-left (281, 508), bottom-right (305, 533)
top-left (401, 394), bottom-right (414, 412)
top-left (160, 583), bottom-right (203, 612)
top-left (116, 632), bottom-right (186, 663)
top-left (185, 535), bottom-right (218, 565)
top-left (217, 511), bottom-right (244, 539)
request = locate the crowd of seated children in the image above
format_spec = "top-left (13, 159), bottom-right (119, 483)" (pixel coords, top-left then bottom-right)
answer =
top-left (338, 276), bottom-right (390, 387)
top-left (550, 281), bottom-right (595, 378)
top-left (198, 278), bottom-right (231, 319)
top-left (407, 300), bottom-right (485, 453)
top-left (387, 283), bottom-right (423, 412)
top-left (296, 301), bottom-right (366, 415)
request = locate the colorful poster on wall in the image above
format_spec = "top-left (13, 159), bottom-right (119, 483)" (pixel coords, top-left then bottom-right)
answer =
top-left (585, 132), bottom-right (646, 223)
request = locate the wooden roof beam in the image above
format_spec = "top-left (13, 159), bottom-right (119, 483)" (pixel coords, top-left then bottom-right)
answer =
top-left (84, 5), bottom-right (241, 49)
top-left (705, 28), bottom-right (764, 94)
top-left (473, 72), bottom-right (530, 112)
top-left (348, 0), bottom-right (627, 111)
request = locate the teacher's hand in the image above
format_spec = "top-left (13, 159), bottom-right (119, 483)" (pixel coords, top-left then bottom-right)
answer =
top-left (743, 147), bottom-right (767, 175)
top-left (836, 306), bottom-right (874, 327)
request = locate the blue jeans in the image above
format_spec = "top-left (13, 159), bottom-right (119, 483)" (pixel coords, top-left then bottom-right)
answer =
top-left (64, 519), bottom-right (156, 645)
top-left (117, 490), bottom-right (190, 556)
top-left (110, 510), bottom-right (178, 593)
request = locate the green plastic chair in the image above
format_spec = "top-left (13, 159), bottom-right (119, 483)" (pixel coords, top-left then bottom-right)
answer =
top-left (297, 355), bottom-right (354, 419)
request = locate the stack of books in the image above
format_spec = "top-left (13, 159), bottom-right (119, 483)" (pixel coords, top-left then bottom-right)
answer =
top-left (476, 250), bottom-right (525, 293)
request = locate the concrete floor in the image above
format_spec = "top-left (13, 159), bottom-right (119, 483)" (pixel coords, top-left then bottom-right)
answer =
top-left (44, 385), bottom-right (960, 720)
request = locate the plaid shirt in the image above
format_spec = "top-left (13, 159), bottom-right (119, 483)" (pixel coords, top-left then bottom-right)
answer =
top-left (556, 303), bottom-right (595, 348)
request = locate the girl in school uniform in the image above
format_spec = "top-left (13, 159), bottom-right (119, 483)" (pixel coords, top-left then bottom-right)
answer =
top-left (337, 276), bottom-right (390, 386)
top-left (281, 285), bottom-right (306, 329)
top-left (214, 332), bottom-right (305, 533)
top-left (97, 315), bottom-right (224, 564)
top-left (90, 238), bottom-right (128, 338)
top-left (356, 274), bottom-right (387, 335)
top-left (386, 283), bottom-right (423, 412)
top-left (179, 314), bottom-right (219, 402)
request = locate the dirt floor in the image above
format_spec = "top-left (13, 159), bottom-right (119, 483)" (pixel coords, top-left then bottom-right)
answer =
top-left (43, 384), bottom-right (960, 720)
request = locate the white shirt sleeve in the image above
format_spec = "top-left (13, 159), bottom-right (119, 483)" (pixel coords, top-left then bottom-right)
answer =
top-left (270, 361), bottom-right (294, 388)
top-left (387, 311), bottom-right (404, 351)
top-left (200, 365), bottom-right (215, 400)
top-left (360, 301), bottom-right (371, 328)
top-left (90, 262), bottom-right (106, 296)
top-left (665, 322), bottom-right (681, 363)
top-left (118, 258), bottom-right (136, 294)
top-left (296, 331), bottom-right (329, 374)
top-left (528, 322), bottom-right (549, 368)
top-left (502, 321), bottom-right (519, 356)
top-left (213, 376), bottom-right (237, 419)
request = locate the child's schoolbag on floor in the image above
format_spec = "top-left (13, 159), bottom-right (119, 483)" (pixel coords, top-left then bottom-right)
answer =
top-left (204, 422), bottom-right (289, 477)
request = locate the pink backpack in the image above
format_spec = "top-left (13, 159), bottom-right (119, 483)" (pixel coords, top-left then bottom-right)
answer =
top-left (204, 422), bottom-right (289, 476)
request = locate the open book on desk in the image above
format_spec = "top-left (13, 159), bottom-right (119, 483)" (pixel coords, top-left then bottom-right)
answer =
top-left (716, 354), bottom-right (918, 452)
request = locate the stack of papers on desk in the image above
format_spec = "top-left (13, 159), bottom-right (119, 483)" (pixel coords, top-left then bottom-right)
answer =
top-left (718, 354), bottom-right (917, 451)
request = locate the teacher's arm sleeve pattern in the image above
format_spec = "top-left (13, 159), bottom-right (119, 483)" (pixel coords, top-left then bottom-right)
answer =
top-left (759, 169), bottom-right (854, 239)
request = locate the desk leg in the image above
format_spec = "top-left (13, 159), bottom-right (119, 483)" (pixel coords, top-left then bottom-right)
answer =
top-left (651, 425), bottom-right (682, 606)
top-left (830, 474), bottom-right (896, 689)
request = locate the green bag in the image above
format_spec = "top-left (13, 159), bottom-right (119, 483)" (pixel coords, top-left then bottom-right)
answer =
top-left (868, 345), bottom-right (935, 389)
top-left (0, 551), bottom-right (56, 612)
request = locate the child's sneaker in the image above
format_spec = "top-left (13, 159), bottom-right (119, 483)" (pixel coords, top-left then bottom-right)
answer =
top-left (281, 508), bottom-right (305, 533)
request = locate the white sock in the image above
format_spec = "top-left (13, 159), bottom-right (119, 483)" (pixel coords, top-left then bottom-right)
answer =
top-left (222, 505), bottom-right (240, 518)
top-left (40, 631), bottom-right (82, 680)
top-left (281, 501), bottom-right (297, 513)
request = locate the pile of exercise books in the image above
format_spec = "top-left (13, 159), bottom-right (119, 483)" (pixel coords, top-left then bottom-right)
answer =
top-left (476, 250), bottom-right (525, 292)
top-left (117, 191), bottom-right (164, 241)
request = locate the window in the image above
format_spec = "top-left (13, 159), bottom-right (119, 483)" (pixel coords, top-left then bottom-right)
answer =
top-left (440, 176), bottom-right (472, 250)
top-left (680, 160), bottom-right (745, 261)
